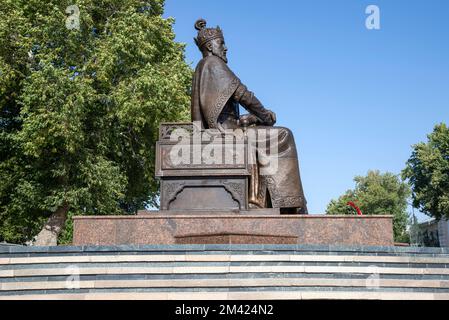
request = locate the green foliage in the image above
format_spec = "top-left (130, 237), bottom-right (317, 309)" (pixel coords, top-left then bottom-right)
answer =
top-left (58, 211), bottom-right (74, 246)
top-left (0, 0), bottom-right (192, 243)
top-left (326, 170), bottom-right (411, 243)
top-left (402, 123), bottom-right (449, 220)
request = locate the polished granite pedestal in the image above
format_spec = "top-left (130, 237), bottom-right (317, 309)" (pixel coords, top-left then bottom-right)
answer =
top-left (73, 211), bottom-right (393, 246)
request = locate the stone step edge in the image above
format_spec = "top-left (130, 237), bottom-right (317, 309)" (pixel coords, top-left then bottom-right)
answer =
top-left (2, 254), bottom-right (449, 265)
top-left (2, 265), bottom-right (449, 278)
top-left (1, 291), bottom-right (448, 300)
top-left (2, 278), bottom-right (449, 292)
top-left (1, 245), bottom-right (448, 255)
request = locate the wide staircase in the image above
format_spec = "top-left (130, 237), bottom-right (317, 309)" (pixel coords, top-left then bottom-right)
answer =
top-left (1, 244), bottom-right (449, 300)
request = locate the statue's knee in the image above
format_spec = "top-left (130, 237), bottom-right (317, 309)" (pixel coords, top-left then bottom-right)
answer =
top-left (276, 127), bottom-right (292, 139)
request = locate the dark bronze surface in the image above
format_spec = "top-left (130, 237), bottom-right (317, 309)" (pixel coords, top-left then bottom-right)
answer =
top-left (154, 20), bottom-right (308, 214)
top-left (155, 124), bottom-right (250, 211)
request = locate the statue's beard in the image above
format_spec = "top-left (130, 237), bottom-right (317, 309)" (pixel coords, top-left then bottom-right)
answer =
top-left (213, 51), bottom-right (228, 63)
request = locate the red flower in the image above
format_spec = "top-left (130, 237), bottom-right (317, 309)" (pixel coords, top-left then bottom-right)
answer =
top-left (347, 201), bottom-right (363, 216)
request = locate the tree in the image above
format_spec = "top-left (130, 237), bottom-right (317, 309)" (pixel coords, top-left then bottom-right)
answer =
top-left (0, 0), bottom-right (192, 244)
top-left (402, 123), bottom-right (449, 220)
top-left (326, 170), bottom-right (411, 243)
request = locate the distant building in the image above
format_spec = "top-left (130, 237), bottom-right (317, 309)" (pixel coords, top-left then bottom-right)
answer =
top-left (412, 218), bottom-right (449, 247)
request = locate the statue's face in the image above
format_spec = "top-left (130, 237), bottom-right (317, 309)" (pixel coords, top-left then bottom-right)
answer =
top-left (208, 38), bottom-right (228, 63)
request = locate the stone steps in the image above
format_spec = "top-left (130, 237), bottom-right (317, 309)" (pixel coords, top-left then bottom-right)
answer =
top-left (1, 244), bottom-right (449, 300)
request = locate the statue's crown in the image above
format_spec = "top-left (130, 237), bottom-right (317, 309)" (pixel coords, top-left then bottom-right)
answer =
top-left (194, 19), bottom-right (224, 49)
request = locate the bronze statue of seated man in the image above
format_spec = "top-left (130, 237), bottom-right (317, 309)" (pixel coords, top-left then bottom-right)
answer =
top-left (191, 19), bottom-right (308, 214)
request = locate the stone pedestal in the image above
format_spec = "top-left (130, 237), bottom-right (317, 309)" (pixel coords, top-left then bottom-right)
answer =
top-left (73, 212), bottom-right (394, 246)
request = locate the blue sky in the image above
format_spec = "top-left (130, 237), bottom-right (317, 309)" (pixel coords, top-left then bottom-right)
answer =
top-left (164, 0), bottom-right (449, 221)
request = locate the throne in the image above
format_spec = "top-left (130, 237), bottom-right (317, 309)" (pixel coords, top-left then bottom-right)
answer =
top-left (155, 122), bottom-right (276, 213)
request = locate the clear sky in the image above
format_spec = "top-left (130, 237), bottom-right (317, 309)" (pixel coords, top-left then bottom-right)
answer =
top-left (164, 0), bottom-right (449, 221)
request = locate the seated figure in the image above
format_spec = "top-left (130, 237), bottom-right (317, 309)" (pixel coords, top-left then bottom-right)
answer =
top-left (191, 19), bottom-right (308, 214)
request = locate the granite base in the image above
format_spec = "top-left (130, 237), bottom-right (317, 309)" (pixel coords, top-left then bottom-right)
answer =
top-left (73, 212), bottom-right (394, 246)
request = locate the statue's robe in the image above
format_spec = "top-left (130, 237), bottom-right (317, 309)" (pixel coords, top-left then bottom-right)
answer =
top-left (191, 55), bottom-right (308, 213)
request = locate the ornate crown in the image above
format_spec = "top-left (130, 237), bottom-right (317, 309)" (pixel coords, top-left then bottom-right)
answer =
top-left (194, 19), bottom-right (224, 49)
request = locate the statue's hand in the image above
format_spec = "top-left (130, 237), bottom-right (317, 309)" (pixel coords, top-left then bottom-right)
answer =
top-left (216, 122), bottom-right (226, 133)
top-left (264, 110), bottom-right (277, 126)
top-left (239, 114), bottom-right (259, 128)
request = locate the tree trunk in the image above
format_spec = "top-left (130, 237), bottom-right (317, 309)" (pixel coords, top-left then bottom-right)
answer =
top-left (32, 204), bottom-right (69, 246)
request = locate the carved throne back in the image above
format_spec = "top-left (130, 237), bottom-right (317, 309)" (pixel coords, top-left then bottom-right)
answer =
top-left (156, 122), bottom-right (250, 211)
